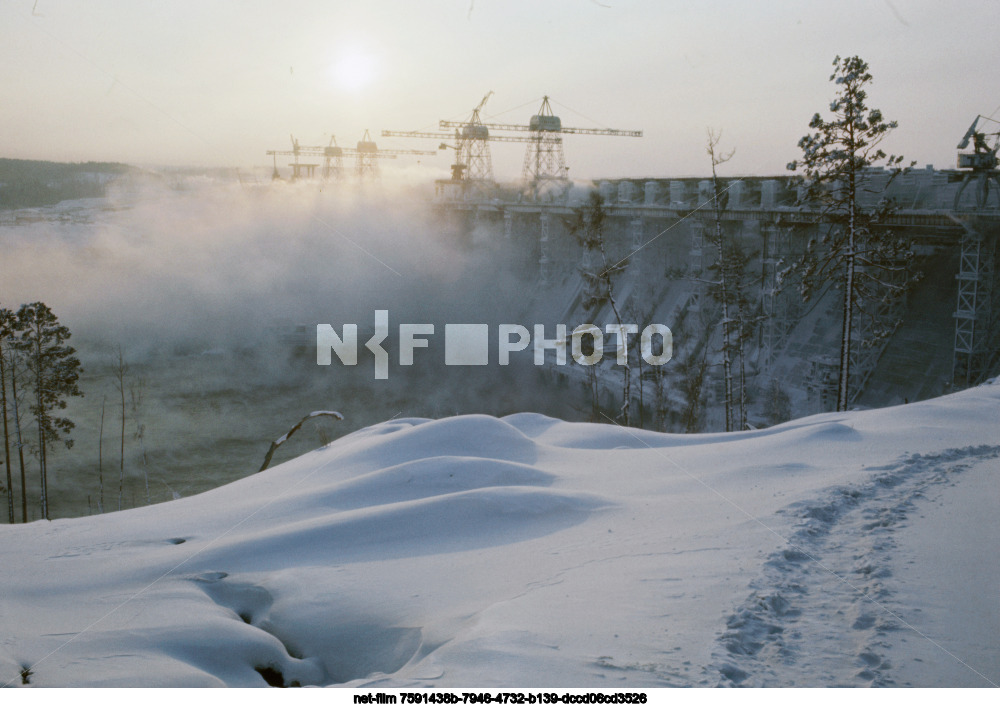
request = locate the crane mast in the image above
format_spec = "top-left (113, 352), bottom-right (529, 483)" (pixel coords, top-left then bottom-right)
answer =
top-left (439, 95), bottom-right (642, 198)
top-left (954, 114), bottom-right (1000, 210)
top-left (266, 131), bottom-right (434, 181)
top-left (266, 93), bottom-right (641, 197)
top-left (384, 92), bottom-right (562, 197)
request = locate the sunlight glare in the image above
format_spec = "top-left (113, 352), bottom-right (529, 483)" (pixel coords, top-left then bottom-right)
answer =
top-left (331, 50), bottom-right (377, 92)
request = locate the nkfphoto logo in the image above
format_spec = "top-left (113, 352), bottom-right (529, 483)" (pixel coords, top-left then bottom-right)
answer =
top-left (317, 310), bottom-right (673, 379)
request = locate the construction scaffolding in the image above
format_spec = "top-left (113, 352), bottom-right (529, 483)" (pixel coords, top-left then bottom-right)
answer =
top-left (952, 224), bottom-right (1000, 387)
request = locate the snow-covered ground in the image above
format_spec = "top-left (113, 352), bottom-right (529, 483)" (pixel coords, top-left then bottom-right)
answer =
top-left (1, 381), bottom-right (998, 688)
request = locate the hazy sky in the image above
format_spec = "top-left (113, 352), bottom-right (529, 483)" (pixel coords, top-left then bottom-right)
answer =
top-left (2, 0), bottom-right (997, 179)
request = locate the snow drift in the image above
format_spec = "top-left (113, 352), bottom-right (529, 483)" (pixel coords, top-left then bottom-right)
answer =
top-left (1, 383), bottom-right (998, 687)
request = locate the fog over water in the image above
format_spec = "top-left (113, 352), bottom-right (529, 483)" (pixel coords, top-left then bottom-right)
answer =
top-left (1, 177), bottom-right (580, 520)
top-left (5, 179), bottom-right (501, 343)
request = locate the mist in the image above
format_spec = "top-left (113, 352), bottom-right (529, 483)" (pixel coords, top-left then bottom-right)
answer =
top-left (7, 181), bottom-right (488, 341)
top-left (1, 175), bottom-right (590, 521)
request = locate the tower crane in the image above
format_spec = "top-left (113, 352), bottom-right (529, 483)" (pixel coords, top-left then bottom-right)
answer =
top-left (439, 95), bottom-right (642, 198)
top-left (276, 135), bottom-right (346, 180)
top-left (954, 115), bottom-right (1000, 210)
top-left (266, 135), bottom-right (322, 181)
top-left (382, 92), bottom-right (562, 196)
top-left (447, 91), bottom-right (494, 186)
top-left (266, 132), bottom-right (434, 181)
top-left (353, 129), bottom-right (436, 180)
top-left (295, 136), bottom-right (345, 180)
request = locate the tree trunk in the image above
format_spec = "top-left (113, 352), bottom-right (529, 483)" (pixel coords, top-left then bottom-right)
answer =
top-left (119, 382), bottom-right (125, 511)
top-left (9, 363), bottom-right (28, 523)
top-left (32, 330), bottom-right (48, 520)
top-left (635, 346), bottom-right (645, 429)
top-left (606, 292), bottom-right (630, 427)
top-left (738, 315), bottom-right (748, 431)
top-left (709, 142), bottom-right (735, 432)
top-left (0, 345), bottom-right (13, 524)
top-left (598, 236), bottom-right (630, 427)
top-left (717, 225), bottom-right (734, 432)
top-left (838, 173), bottom-right (857, 412)
top-left (98, 395), bottom-right (105, 513)
top-left (37, 415), bottom-right (47, 520)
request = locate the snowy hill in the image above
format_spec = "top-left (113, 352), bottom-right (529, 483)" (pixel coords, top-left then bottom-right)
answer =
top-left (2, 382), bottom-right (999, 688)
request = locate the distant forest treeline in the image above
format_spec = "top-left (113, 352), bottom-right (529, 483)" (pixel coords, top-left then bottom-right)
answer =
top-left (0, 158), bottom-right (131, 209)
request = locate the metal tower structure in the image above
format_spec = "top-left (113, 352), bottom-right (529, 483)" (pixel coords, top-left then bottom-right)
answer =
top-left (266, 135), bottom-right (320, 181)
top-left (952, 219), bottom-right (1000, 387)
top-left (383, 93), bottom-right (553, 198)
top-left (950, 117), bottom-right (1000, 388)
top-left (354, 129), bottom-right (381, 180)
top-left (285, 136), bottom-right (345, 180)
top-left (267, 132), bottom-right (434, 181)
top-left (354, 129), bottom-right (436, 180)
top-left (521, 97), bottom-right (568, 195)
top-left (439, 95), bottom-right (642, 199)
top-left (452, 91), bottom-right (494, 184)
top-left (319, 136), bottom-right (344, 180)
top-left (954, 115), bottom-right (1000, 210)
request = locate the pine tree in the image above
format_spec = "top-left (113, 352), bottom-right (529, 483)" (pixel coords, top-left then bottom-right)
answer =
top-left (624, 300), bottom-right (660, 429)
top-left (111, 346), bottom-right (128, 511)
top-left (697, 130), bottom-right (760, 431)
top-left (786, 55), bottom-right (914, 411)
top-left (98, 394), bottom-right (106, 513)
top-left (0, 306), bottom-right (15, 524)
top-left (704, 129), bottom-right (739, 431)
top-left (712, 236), bottom-right (760, 430)
top-left (566, 191), bottom-right (633, 425)
top-left (2, 307), bottom-right (31, 522)
top-left (8, 347), bottom-right (30, 522)
top-left (15, 303), bottom-right (83, 520)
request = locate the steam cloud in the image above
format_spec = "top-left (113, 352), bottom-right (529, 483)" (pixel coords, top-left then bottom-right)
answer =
top-left (1, 176), bottom-right (524, 353)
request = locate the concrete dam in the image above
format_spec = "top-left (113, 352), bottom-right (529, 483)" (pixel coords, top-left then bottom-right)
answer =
top-left (437, 167), bottom-right (1000, 430)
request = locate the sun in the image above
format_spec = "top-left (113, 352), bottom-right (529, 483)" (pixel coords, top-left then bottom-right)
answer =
top-left (330, 50), bottom-right (377, 92)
